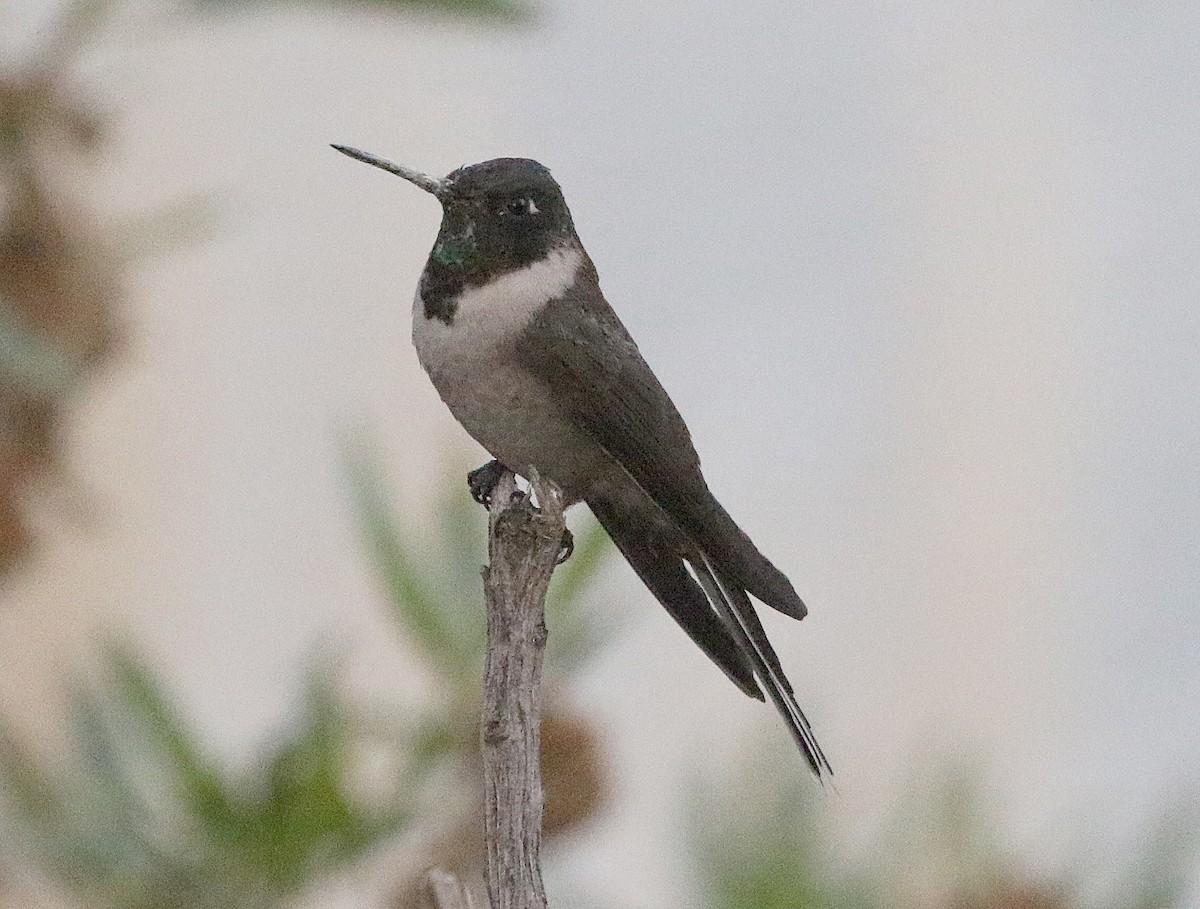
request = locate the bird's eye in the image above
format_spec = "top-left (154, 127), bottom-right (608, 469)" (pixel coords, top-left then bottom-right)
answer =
top-left (505, 198), bottom-right (537, 216)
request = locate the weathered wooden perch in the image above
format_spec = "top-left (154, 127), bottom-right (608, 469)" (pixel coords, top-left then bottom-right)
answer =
top-left (479, 469), bottom-right (566, 909)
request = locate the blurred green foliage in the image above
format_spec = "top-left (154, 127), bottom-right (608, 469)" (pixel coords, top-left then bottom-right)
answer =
top-left (1095, 805), bottom-right (1200, 909)
top-left (0, 645), bottom-right (411, 909)
top-left (690, 746), bottom-right (875, 909)
top-left (343, 436), bottom-right (618, 690)
top-left (0, 449), bottom-right (614, 908)
top-left (689, 743), bottom-right (1198, 909)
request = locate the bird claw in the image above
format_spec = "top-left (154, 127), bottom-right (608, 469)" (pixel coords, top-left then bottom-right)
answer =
top-left (470, 462), bottom-right (570, 562)
top-left (467, 459), bottom-right (507, 507)
top-left (557, 528), bottom-right (574, 564)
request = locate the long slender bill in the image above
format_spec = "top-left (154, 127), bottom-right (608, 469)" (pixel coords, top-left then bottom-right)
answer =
top-left (331, 144), bottom-right (445, 198)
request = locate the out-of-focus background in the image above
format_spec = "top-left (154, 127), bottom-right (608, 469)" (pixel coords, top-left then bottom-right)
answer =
top-left (1, 0), bottom-right (1197, 907)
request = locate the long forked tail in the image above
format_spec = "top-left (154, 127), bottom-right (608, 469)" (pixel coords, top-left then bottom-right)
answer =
top-left (589, 501), bottom-right (764, 701)
top-left (693, 554), bottom-right (833, 779)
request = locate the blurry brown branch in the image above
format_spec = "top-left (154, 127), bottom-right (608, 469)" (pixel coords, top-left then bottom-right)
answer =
top-left (480, 470), bottom-right (564, 909)
top-left (1, 0), bottom-right (118, 577)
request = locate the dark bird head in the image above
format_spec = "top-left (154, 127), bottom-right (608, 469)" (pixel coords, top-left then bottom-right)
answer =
top-left (332, 146), bottom-right (577, 283)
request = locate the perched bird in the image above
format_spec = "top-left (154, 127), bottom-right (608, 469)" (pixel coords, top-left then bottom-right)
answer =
top-left (333, 146), bottom-right (830, 778)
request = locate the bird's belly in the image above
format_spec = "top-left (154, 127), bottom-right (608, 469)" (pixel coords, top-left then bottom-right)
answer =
top-left (418, 343), bottom-right (609, 499)
top-left (412, 263), bottom-right (619, 498)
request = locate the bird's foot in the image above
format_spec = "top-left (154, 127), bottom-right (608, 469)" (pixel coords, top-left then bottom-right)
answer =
top-left (467, 459), bottom-right (507, 507)
top-left (470, 462), bottom-right (570, 561)
top-left (557, 528), bottom-right (574, 564)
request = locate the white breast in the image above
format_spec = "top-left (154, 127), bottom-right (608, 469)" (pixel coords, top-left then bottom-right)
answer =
top-left (410, 245), bottom-right (588, 478)
top-left (412, 244), bottom-right (583, 373)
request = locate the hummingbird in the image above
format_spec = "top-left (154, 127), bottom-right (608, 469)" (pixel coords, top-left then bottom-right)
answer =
top-left (333, 145), bottom-right (831, 778)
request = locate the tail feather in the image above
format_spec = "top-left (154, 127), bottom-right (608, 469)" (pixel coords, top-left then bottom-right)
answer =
top-left (588, 497), bottom-right (830, 778)
top-left (694, 555), bottom-right (832, 779)
top-left (590, 502), bottom-right (761, 700)
top-left (694, 501), bottom-right (807, 620)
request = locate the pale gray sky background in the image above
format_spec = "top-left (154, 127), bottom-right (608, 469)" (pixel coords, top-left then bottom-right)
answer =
top-left (1, 1), bottom-right (1197, 906)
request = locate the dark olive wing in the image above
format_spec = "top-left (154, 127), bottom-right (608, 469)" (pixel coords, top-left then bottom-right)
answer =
top-left (513, 271), bottom-right (807, 619)
top-left (512, 276), bottom-right (716, 532)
